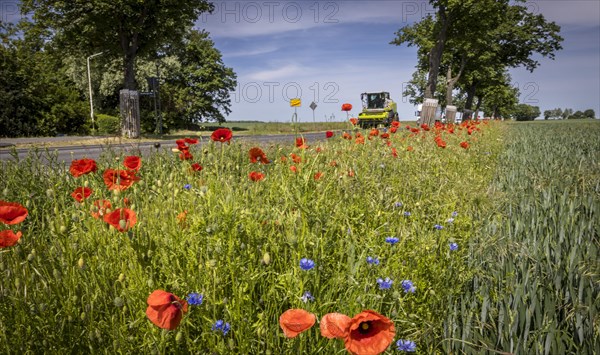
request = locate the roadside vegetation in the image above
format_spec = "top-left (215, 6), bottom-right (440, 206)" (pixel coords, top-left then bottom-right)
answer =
top-left (1, 120), bottom-right (598, 353)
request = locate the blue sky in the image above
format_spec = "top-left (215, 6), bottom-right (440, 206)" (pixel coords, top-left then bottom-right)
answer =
top-left (197, 0), bottom-right (600, 121)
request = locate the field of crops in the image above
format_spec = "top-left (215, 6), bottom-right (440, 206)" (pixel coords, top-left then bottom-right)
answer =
top-left (1, 119), bottom-right (598, 354)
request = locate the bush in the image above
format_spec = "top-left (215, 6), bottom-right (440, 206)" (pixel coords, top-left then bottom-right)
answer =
top-left (96, 114), bottom-right (120, 135)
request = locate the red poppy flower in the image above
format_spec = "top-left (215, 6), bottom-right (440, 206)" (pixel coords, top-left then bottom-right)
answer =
top-left (407, 146), bottom-right (414, 151)
top-left (0, 201), bottom-right (28, 225)
top-left (329, 160), bottom-right (338, 167)
top-left (320, 313), bottom-right (351, 339)
top-left (184, 137), bottom-right (199, 145)
top-left (460, 141), bottom-right (470, 149)
top-left (341, 103), bottom-right (352, 112)
top-left (211, 128), bottom-right (233, 143)
top-left (344, 310), bottom-right (396, 355)
top-left (179, 147), bottom-right (194, 161)
top-left (0, 230), bottom-right (22, 248)
top-left (314, 172), bottom-right (323, 180)
top-left (279, 309), bottom-right (316, 338)
top-left (342, 132), bottom-right (352, 140)
top-left (390, 127), bottom-right (398, 133)
top-left (176, 139), bottom-right (188, 150)
top-left (123, 156), bottom-right (142, 171)
top-left (90, 199), bottom-right (112, 219)
top-left (380, 133), bottom-right (390, 139)
top-left (436, 139), bottom-right (447, 148)
top-left (69, 158), bottom-right (97, 178)
top-left (103, 208), bottom-right (137, 232)
top-left (325, 131), bottom-right (334, 138)
top-left (391, 121), bottom-right (400, 127)
top-left (295, 137), bottom-right (308, 149)
top-left (290, 165), bottom-right (298, 173)
top-left (103, 169), bottom-right (140, 191)
top-left (249, 147), bottom-right (269, 164)
top-left (290, 153), bottom-right (302, 164)
top-left (71, 187), bottom-right (92, 203)
top-left (355, 136), bottom-right (365, 144)
top-left (249, 171), bottom-right (265, 182)
top-left (349, 118), bottom-right (358, 125)
top-left (420, 123), bottom-right (430, 131)
top-left (191, 163), bottom-right (203, 172)
top-left (391, 148), bottom-right (398, 157)
top-left (146, 290), bottom-right (188, 330)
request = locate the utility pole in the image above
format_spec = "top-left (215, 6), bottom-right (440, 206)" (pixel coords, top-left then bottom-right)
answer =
top-left (87, 51), bottom-right (105, 133)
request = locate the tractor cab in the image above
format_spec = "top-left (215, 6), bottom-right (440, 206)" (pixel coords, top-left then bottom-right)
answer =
top-left (358, 92), bottom-right (398, 127)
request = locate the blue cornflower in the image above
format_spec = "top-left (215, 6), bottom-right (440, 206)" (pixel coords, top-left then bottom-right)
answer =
top-left (299, 258), bottom-right (315, 271)
top-left (396, 339), bottom-right (417, 352)
top-left (434, 224), bottom-right (443, 230)
top-left (452, 211), bottom-right (458, 217)
top-left (366, 256), bottom-right (380, 265)
top-left (403, 211), bottom-right (411, 217)
top-left (186, 292), bottom-right (204, 306)
top-left (446, 217), bottom-right (455, 224)
top-left (377, 277), bottom-right (393, 289)
top-left (301, 291), bottom-right (315, 303)
top-left (385, 237), bottom-right (399, 245)
top-left (401, 280), bottom-right (416, 293)
top-left (449, 242), bottom-right (458, 251)
top-left (394, 202), bottom-right (403, 208)
top-left (184, 184), bottom-right (191, 190)
top-left (212, 319), bottom-right (231, 335)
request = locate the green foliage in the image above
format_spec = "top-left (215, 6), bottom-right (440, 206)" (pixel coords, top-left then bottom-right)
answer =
top-left (512, 103), bottom-right (540, 121)
top-left (0, 20), bottom-right (88, 137)
top-left (96, 114), bottom-right (120, 135)
top-left (544, 108), bottom-right (563, 120)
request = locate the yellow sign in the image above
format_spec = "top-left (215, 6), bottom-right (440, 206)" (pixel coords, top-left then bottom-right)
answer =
top-left (290, 98), bottom-right (301, 107)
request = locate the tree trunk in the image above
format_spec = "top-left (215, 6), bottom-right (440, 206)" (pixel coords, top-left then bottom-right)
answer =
top-left (445, 56), bottom-right (467, 106)
top-left (464, 80), bottom-right (477, 110)
top-left (475, 96), bottom-right (482, 119)
top-left (123, 53), bottom-right (137, 90)
top-left (425, 5), bottom-right (448, 99)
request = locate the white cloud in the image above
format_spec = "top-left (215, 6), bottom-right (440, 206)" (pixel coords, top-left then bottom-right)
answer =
top-left (247, 64), bottom-right (305, 81)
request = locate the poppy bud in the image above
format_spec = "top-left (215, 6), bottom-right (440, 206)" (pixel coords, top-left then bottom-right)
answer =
top-left (118, 273), bottom-right (126, 283)
top-left (2, 188), bottom-right (7, 196)
top-left (84, 180), bottom-right (89, 187)
top-left (113, 189), bottom-right (120, 197)
top-left (53, 205), bottom-right (59, 215)
top-left (77, 257), bottom-right (85, 269)
top-left (59, 225), bottom-right (67, 233)
top-left (119, 219), bottom-right (127, 230)
top-left (27, 250), bottom-right (36, 262)
top-left (15, 278), bottom-right (20, 289)
top-left (262, 252), bottom-right (271, 265)
top-left (176, 332), bottom-right (183, 343)
top-left (167, 182), bottom-right (173, 189)
top-left (157, 180), bottom-right (162, 187)
top-left (80, 312), bottom-right (86, 321)
top-left (26, 200), bottom-right (31, 208)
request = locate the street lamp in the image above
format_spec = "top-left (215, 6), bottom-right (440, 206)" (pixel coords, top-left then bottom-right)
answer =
top-left (87, 51), bottom-right (105, 132)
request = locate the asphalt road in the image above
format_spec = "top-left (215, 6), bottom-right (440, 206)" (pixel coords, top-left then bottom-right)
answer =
top-left (0, 132), bottom-right (326, 163)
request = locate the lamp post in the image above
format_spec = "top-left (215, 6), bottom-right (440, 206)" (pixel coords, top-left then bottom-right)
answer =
top-left (87, 51), bottom-right (105, 132)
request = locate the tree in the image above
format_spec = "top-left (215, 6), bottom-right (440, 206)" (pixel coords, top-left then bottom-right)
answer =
top-left (21, 0), bottom-right (214, 90)
top-left (1, 20), bottom-right (88, 137)
top-left (543, 108), bottom-right (563, 120)
top-left (512, 104), bottom-right (540, 121)
top-left (583, 109), bottom-right (595, 119)
top-left (392, 0), bottom-right (562, 111)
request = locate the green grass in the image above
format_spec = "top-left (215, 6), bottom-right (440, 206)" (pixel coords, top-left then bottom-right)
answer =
top-left (0, 120), bottom-right (598, 354)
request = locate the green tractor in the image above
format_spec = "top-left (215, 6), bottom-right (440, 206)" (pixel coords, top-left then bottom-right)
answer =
top-left (357, 92), bottom-right (398, 128)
